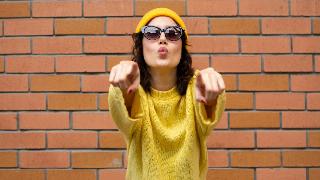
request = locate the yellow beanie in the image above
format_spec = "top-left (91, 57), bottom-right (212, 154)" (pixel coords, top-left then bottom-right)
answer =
top-left (135, 8), bottom-right (188, 39)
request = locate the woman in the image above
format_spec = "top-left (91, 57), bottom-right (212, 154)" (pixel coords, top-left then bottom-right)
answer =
top-left (108, 8), bottom-right (226, 180)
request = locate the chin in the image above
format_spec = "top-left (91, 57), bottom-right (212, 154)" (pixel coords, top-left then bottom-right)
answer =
top-left (153, 59), bottom-right (178, 68)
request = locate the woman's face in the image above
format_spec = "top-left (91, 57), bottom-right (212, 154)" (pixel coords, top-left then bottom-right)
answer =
top-left (142, 16), bottom-right (182, 70)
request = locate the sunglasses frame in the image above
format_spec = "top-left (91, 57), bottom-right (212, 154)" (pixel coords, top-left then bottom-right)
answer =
top-left (141, 25), bottom-right (184, 41)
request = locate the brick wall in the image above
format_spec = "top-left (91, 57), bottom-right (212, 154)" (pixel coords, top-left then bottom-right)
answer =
top-left (0, 0), bottom-right (319, 180)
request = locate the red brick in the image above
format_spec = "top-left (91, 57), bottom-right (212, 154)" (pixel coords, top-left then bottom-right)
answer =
top-left (20, 151), bottom-right (69, 168)
top-left (183, 17), bottom-right (208, 34)
top-left (222, 75), bottom-right (237, 91)
top-left (20, 112), bottom-right (69, 130)
top-left (212, 55), bottom-right (261, 73)
top-left (239, 0), bottom-right (288, 16)
top-left (207, 169), bottom-right (254, 180)
top-left (99, 169), bottom-right (126, 180)
top-left (291, 75), bottom-right (320, 91)
top-left (73, 112), bottom-right (116, 130)
top-left (30, 75), bottom-right (80, 91)
top-left (47, 170), bottom-right (96, 180)
top-left (189, 37), bottom-right (238, 53)
top-left (48, 94), bottom-right (97, 110)
top-left (99, 93), bottom-right (109, 110)
top-left (239, 75), bottom-right (289, 91)
top-left (262, 18), bottom-right (311, 34)
top-left (0, 38), bottom-right (30, 54)
top-left (106, 55), bottom-right (131, 72)
top-left (241, 37), bottom-right (290, 53)
top-left (0, 132), bottom-right (45, 149)
top-left (214, 112), bottom-right (228, 130)
top-left (226, 93), bottom-right (254, 110)
top-left (310, 168), bottom-right (320, 180)
top-left (0, 170), bottom-right (44, 180)
top-left (207, 131), bottom-right (255, 148)
top-left (210, 18), bottom-right (260, 34)
top-left (48, 131), bottom-right (97, 149)
top-left (0, 94), bottom-right (46, 110)
top-left (99, 131), bottom-right (126, 149)
top-left (308, 93), bottom-right (320, 110)
top-left (231, 151), bottom-right (281, 167)
top-left (208, 151), bottom-right (228, 167)
top-left (4, 19), bottom-right (53, 35)
top-left (6, 56), bottom-right (54, 73)
top-left (309, 131), bottom-right (320, 147)
top-left (293, 37), bottom-right (320, 53)
top-left (0, 21), bottom-right (2, 36)
top-left (32, 37), bottom-right (82, 54)
top-left (56, 55), bottom-right (105, 73)
top-left (316, 56), bottom-right (320, 72)
top-left (0, 113), bottom-right (17, 130)
top-left (106, 17), bottom-right (140, 34)
top-left (84, 0), bottom-right (133, 16)
top-left (314, 18), bottom-right (320, 34)
top-left (0, 57), bottom-right (4, 72)
top-left (283, 150), bottom-right (320, 167)
top-left (187, 0), bottom-right (237, 16)
top-left (256, 93), bottom-right (305, 110)
top-left (82, 75), bottom-right (109, 92)
top-left (135, 0), bottom-right (185, 16)
top-left (191, 55), bottom-right (210, 70)
top-left (256, 168), bottom-right (306, 180)
top-left (84, 36), bottom-right (132, 53)
top-left (230, 112), bottom-right (280, 129)
top-left (264, 55), bottom-right (313, 72)
top-left (257, 131), bottom-right (306, 148)
top-left (0, 152), bottom-right (17, 167)
top-left (32, 1), bottom-right (82, 17)
top-left (0, 2), bottom-right (30, 17)
top-left (0, 75), bottom-right (28, 92)
top-left (283, 112), bottom-right (320, 129)
top-left (72, 151), bottom-right (122, 168)
top-left (55, 18), bottom-right (104, 35)
top-left (291, 0), bottom-right (320, 16)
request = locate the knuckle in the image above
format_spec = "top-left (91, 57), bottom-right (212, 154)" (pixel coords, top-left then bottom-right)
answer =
top-left (207, 87), bottom-right (219, 93)
top-left (118, 78), bottom-right (126, 83)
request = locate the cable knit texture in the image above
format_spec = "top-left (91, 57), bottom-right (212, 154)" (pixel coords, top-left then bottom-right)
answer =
top-left (108, 71), bottom-right (226, 180)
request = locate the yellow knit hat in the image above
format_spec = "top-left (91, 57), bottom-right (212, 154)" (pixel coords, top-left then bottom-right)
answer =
top-left (135, 8), bottom-right (188, 39)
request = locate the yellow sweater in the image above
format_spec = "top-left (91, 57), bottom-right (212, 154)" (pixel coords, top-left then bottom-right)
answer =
top-left (108, 72), bottom-right (226, 180)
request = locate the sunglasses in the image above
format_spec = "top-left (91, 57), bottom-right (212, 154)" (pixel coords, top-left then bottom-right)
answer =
top-left (141, 25), bottom-right (184, 41)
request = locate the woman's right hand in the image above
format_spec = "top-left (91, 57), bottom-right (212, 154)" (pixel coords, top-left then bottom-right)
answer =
top-left (109, 61), bottom-right (140, 94)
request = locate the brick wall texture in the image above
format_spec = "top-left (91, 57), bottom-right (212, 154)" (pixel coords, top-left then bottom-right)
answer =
top-left (0, 0), bottom-right (319, 180)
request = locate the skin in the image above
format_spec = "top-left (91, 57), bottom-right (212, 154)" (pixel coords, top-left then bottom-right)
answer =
top-left (109, 16), bottom-right (225, 117)
top-left (142, 16), bottom-right (182, 91)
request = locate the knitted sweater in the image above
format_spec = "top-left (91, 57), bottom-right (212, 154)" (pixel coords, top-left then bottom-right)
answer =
top-left (108, 72), bottom-right (226, 180)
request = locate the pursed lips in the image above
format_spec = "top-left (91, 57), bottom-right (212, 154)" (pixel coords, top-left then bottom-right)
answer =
top-left (158, 47), bottom-right (168, 55)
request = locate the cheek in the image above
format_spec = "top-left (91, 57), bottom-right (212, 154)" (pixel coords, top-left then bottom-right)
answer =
top-left (172, 42), bottom-right (182, 62)
top-left (142, 39), bottom-right (155, 59)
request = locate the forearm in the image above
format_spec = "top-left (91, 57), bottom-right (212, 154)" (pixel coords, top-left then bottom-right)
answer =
top-left (204, 98), bottom-right (217, 119)
top-left (121, 89), bottom-right (136, 114)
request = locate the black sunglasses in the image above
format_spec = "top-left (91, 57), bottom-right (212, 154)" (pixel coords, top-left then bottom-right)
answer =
top-left (141, 25), bottom-right (184, 41)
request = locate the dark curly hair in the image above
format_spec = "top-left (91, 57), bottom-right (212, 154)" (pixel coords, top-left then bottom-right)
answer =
top-left (131, 30), bottom-right (194, 96)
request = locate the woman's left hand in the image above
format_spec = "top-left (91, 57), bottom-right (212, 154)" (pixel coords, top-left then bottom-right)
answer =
top-left (195, 68), bottom-right (225, 106)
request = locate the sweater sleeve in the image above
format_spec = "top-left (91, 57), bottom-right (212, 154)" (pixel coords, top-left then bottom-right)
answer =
top-left (192, 71), bottom-right (226, 137)
top-left (108, 85), bottom-right (144, 143)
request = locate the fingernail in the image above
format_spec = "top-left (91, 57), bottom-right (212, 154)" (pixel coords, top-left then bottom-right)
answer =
top-left (128, 89), bottom-right (132, 94)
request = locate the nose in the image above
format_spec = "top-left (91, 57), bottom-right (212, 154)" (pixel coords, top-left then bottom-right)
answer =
top-left (159, 32), bottom-right (167, 44)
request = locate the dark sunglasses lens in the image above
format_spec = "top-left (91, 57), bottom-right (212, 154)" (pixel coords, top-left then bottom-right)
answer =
top-left (165, 27), bottom-right (182, 41)
top-left (143, 27), bottom-right (160, 40)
